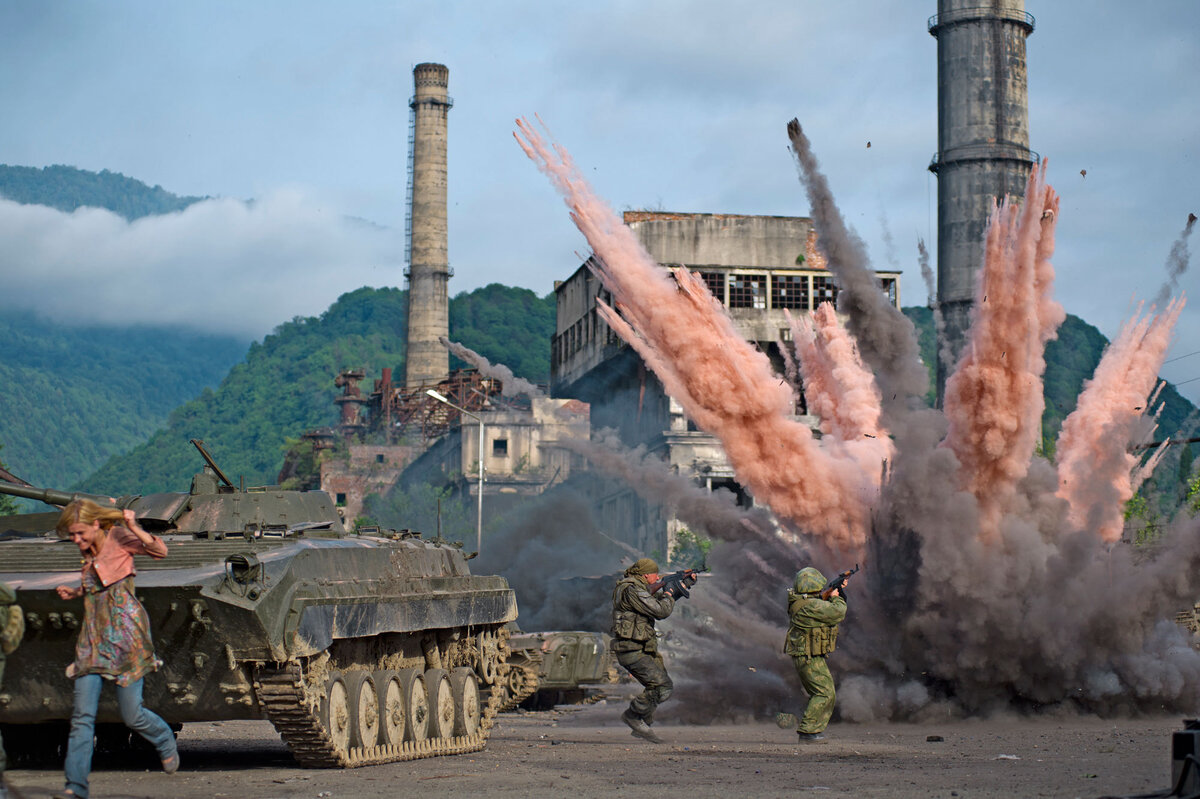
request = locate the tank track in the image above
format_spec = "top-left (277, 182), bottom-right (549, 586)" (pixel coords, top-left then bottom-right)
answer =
top-left (498, 654), bottom-right (543, 712)
top-left (255, 658), bottom-right (504, 768)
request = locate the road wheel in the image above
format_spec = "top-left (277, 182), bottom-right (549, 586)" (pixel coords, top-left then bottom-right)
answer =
top-left (477, 630), bottom-right (500, 684)
top-left (507, 661), bottom-right (532, 696)
top-left (449, 667), bottom-right (481, 736)
top-left (396, 668), bottom-right (428, 742)
top-left (424, 668), bottom-right (455, 739)
top-left (344, 670), bottom-right (380, 748)
top-left (319, 670), bottom-right (351, 754)
top-left (374, 669), bottom-right (404, 746)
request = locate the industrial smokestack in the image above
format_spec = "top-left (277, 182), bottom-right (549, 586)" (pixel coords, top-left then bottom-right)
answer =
top-left (929, 1), bottom-right (1036, 404)
top-left (405, 62), bottom-right (453, 388)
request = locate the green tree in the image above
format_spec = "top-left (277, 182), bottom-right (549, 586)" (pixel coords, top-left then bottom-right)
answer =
top-left (669, 527), bottom-right (712, 570)
top-left (81, 284), bottom-right (556, 495)
top-left (0, 442), bottom-right (20, 514)
top-left (448, 284), bottom-right (555, 383)
top-left (0, 164), bottom-right (205, 220)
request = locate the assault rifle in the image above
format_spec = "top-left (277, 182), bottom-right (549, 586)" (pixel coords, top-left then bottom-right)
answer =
top-left (647, 568), bottom-right (708, 600)
top-left (819, 564), bottom-right (860, 601)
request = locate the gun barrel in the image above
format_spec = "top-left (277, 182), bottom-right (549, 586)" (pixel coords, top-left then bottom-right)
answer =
top-left (0, 482), bottom-right (116, 509)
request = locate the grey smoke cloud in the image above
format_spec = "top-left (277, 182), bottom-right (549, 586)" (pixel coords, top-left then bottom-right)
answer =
top-left (1153, 213), bottom-right (1196, 309)
top-left (917, 238), bottom-right (953, 375)
top-left (438, 336), bottom-right (545, 398)
top-left (0, 191), bottom-right (400, 339)
top-left (786, 119), bottom-right (930, 412)
top-left (549, 428), bottom-right (829, 720)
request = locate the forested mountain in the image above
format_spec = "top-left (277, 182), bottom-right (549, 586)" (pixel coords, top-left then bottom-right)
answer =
top-left (80, 284), bottom-right (557, 495)
top-left (0, 164), bottom-right (205, 220)
top-left (75, 290), bottom-right (1195, 502)
top-left (449, 282), bottom-right (555, 382)
top-left (0, 308), bottom-right (247, 488)
top-left (903, 306), bottom-right (1197, 445)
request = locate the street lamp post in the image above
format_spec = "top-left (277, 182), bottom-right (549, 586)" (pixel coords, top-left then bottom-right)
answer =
top-left (425, 389), bottom-right (484, 554)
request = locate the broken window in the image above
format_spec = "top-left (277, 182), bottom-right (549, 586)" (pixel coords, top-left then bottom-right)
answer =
top-left (698, 271), bottom-right (726, 304)
top-left (492, 438), bottom-right (508, 457)
top-left (335, 492), bottom-right (347, 506)
top-left (375, 454), bottom-right (385, 464)
top-left (879, 276), bottom-right (898, 307)
top-left (728, 274), bottom-right (767, 309)
top-left (812, 275), bottom-right (839, 307)
top-left (771, 274), bottom-right (809, 310)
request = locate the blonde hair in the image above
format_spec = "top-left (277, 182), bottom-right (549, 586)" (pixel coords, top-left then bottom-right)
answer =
top-left (56, 499), bottom-right (124, 539)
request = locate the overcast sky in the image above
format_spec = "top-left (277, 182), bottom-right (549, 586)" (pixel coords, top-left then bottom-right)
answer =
top-left (0, 1), bottom-right (1196, 404)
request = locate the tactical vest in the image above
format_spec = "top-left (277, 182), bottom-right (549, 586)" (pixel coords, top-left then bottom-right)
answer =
top-left (784, 590), bottom-right (840, 657)
top-left (611, 576), bottom-right (658, 653)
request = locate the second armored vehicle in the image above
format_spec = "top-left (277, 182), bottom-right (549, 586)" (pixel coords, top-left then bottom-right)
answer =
top-left (502, 628), bottom-right (618, 710)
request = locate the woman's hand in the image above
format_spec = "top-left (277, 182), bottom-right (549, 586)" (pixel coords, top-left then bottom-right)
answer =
top-left (123, 507), bottom-right (167, 557)
top-left (123, 508), bottom-right (152, 539)
top-left (56, 584), bottom-right (81, 600)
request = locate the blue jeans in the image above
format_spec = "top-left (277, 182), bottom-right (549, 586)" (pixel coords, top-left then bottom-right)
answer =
top-left (64, 674), bottom-right (176, 798)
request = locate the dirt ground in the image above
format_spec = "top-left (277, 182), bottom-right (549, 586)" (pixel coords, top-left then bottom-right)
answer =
top-left (3, 696), bottom-right (1185, 799)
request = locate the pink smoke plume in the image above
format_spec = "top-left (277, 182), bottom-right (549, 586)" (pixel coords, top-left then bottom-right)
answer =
top-left (514, 117), bottom-right (877, 555)
top-left (941, 162), bottom-right (1064, 540)
top-left (507, 115), bottom-right (1200, 720)
top-left (788, 303), bottom-right (893, 477)
top-left (1056, 296), bottom-right (1187, 542)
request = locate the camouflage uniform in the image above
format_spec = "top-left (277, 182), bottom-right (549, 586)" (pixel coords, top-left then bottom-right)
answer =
top-left (784, 567), bottom-right (846, 735)
top-left (611, 561), bottom-right (675, 725)
top-left (1, 580), bottom-right (23, 789)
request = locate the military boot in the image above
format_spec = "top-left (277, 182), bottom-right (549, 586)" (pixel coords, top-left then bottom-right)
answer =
top-left (622, 709), bottom-right (664, 744)
top-left (797, 731), bottom-right (826, 743)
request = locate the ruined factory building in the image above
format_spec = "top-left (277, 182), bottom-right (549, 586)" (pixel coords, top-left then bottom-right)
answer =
top-left (550, 211), bottom-right (901, 557)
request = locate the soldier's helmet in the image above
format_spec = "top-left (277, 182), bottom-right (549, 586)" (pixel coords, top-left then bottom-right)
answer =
top-left (794, 567), bottom-right (826, 594)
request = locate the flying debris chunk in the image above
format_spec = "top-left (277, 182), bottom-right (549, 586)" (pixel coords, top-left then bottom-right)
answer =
top-left (1189, 212), bottom-right (1197, 225)
top-left (866, 141), bottom-right (871, 148)
top-left (1080, 169), bottom-right (1087, 178)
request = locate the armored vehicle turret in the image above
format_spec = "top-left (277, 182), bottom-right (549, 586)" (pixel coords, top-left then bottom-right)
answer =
top-left (0, 441), bottom-right (517, 768)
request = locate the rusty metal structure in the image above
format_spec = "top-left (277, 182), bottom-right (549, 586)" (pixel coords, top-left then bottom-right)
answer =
top-left (334, 367), bottom-right (503, 444)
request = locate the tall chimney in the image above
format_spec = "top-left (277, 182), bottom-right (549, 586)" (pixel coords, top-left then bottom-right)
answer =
top-left (929, 1), bottom-right (1036, 403)
top-left (405, 62), bottom-right (453, 388)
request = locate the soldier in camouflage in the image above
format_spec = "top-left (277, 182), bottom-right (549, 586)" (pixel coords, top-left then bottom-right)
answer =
top-left (785, 566), bottom-right (847, 742)
top-left (611, 558), bottom-right (675, 744)
top-left (1, 580), bottom-right (25, 799)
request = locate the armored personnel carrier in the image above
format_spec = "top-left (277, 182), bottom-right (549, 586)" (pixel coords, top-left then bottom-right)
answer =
top-left (501, 628), bottom-right (618, 711)
top-left (0, 441), bottom-right (517, 768)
